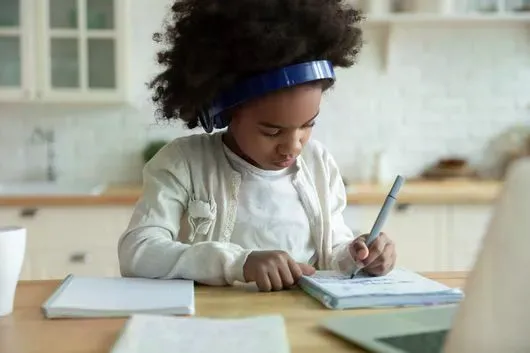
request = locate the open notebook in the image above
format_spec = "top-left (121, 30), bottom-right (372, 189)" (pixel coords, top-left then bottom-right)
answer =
top-left (110, 314), bottom-right (291, 353)
top-left (41, 274), bottom-right (195, 318)
top-left (298, 268), bottom-right (463, 310)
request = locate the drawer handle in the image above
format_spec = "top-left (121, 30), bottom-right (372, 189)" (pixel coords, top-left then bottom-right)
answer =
top-left (396, 203), bottom-right (411, 212)
top-left (69, 252), bottom-right (88, 263)
top-left (20, 208), bottom-right (38, 217)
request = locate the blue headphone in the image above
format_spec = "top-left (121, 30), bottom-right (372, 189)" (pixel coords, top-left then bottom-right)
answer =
top-left (198, 60), bottom-right (336, 133)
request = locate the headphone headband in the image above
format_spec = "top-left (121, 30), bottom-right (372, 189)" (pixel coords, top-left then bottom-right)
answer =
top-left (198, 60), bottom-right (336, 133)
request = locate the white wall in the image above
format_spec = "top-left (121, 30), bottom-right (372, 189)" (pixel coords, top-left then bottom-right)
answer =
top-left (0, 5), bottom-right (529, 184)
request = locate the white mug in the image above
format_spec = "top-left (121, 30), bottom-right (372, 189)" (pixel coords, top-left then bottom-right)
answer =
top-left (0, 226), bottom-right (26, 317)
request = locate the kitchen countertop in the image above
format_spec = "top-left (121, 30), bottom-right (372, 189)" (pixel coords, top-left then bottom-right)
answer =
top-left (0, 179), bottom-right (502, 207)
top-left (346, 178), bottom-right (502, 204)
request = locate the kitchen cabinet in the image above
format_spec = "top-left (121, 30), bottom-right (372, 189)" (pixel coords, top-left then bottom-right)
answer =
top-left (0, 205), bottom-right (133, 280)
top-left (0, 0), bottom-right (127, 103)
top-left (0, 207), bottom-right (20, 226)
top-left (343, 203), bottom-right (495, 273)
top-left (0, 200), bottom-right (495, 280)
top-left (446, 205), bottom-right (494, 271)
top-left (343, 204), bottom-right (448, 272)
top-left (30, 247), bottom-right (120, 279)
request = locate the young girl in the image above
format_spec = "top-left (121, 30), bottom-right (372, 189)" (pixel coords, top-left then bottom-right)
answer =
top-left (118, 0), bottom-right (397, 291)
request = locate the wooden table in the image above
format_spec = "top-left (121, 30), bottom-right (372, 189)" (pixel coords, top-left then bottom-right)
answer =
top-left (0, 272), bottom-right (466, 353)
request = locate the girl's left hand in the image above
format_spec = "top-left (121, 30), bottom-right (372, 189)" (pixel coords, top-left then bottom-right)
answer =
top-left (348, 232), bottom-right (396, 276)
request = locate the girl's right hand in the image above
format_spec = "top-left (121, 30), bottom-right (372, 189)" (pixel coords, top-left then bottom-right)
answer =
top-left (243, 250), bottom-right (316, 292)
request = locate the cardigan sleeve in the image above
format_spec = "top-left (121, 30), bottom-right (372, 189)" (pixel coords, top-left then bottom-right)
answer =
top-left (117, 141), bottom-right (251, 285)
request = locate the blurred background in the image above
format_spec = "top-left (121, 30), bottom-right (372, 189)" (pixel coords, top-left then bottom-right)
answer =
top-left (0, 0), bottom-right (529, 281)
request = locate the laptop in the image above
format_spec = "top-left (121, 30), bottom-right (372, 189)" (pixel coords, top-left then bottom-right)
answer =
top-left (320, 157), bottom-right (530, 353)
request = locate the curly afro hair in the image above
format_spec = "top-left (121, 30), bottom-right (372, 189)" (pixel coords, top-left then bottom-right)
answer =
top-left (149, 0), bottom-right (364, 129)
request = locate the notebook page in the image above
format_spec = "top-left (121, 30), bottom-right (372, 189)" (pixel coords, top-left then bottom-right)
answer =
top-left (111, 314), bottom-right (290, 353)
top-left (49, 277), bottom-right (194, 311)
top-left (307, 268), bottom-right (458, 298)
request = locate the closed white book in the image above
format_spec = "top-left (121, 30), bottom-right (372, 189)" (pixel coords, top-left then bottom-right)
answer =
top-left (298, 268), bottom-right (464, 309)
top-left (41, 274), bottom-right (195, 318)
top-left (110, 314), bottom-right (291, 353)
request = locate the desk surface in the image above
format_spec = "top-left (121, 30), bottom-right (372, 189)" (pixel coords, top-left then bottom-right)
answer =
top-left (0, 272), bottom-right (467, 353)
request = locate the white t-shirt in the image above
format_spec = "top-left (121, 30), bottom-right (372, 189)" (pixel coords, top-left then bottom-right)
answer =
top-left (222, 143), bottom-right (317, 265)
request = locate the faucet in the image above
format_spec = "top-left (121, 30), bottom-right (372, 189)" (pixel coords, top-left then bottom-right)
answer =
top-left (30, 128), bottom-right (57, 182)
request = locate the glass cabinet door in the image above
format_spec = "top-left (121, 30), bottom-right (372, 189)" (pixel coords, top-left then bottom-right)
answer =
top-left (49, 0), bottom-right (78, 29)
top-left (50, 38), bottom-right (80, 88)
top-left (0, 0), bottom-right (22, 89)
top-left (45, 0), bottom-right (118, 94)
top-left (88, 38), bottom-right (116, 89)
top-left (47, 0), bottom-right (81, 90)
top-left (86, 0), bottom-right (117, 90)
top-left (86, 0), bottom-right (115, 30)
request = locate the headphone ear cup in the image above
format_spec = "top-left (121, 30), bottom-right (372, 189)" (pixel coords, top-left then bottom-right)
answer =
top-left (198, 109), bottom-right (214, 133)
top-left (213, 114), bottom-right (230, 130)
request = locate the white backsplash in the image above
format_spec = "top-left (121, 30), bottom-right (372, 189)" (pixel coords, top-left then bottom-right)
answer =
top-left (0, 21), bottom-right (529, 184)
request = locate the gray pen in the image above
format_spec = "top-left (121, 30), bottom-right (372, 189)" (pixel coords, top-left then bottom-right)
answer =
top-left (351, 175), bottom-right (405, 278)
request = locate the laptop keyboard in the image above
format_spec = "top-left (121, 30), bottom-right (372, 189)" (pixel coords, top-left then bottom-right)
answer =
top-left (376, 329), bottom-right (449, 353)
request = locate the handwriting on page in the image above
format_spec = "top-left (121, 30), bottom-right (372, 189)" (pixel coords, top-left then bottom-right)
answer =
top-left (309, 269), bottom-right (453, 297)
top-left (312, 278), bottom-right (414, 285)
top-left (356, 278), bottom-right (415, 286)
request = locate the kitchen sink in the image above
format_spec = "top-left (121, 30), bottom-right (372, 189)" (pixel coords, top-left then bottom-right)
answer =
top-left (0, 182), bottom-right (107, 196)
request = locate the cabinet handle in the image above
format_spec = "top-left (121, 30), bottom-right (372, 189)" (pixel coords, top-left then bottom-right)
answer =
top-left (396, 203), bottom-right (411, 212)
top-left (69, 252), bottom-right (88, 263)
top-left (20, 208), bottom-right (38, 218)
